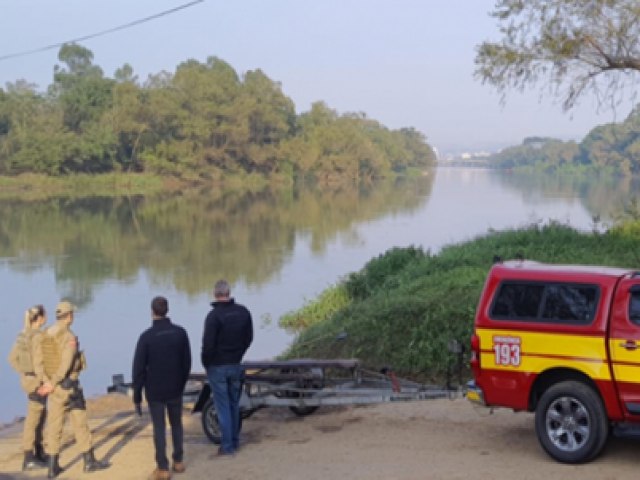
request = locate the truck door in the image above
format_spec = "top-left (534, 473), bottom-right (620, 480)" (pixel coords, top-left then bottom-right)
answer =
top-left (609, 278), bottom-right (640, 418)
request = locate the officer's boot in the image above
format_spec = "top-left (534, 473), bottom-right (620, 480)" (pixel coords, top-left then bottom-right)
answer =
top-left (35, 442), bottom-right (48, 463)
top-left (82, 448), bottom-right (110, 472)
top-left (47, 454), bottom-right (63, 478)
top-left (22, 450), bottom-right (47, 470)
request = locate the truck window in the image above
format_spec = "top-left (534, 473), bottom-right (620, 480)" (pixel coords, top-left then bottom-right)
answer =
top-left (491, 283), bottom-right (544, 319)
top-left (541, 284), bottom-right (598, 323)
top-left (630, 291), bottom-right (640, 325)
top-left (490, 282), bottom-right (598, 324)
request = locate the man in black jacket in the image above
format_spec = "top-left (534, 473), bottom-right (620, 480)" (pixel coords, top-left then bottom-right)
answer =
top-left (133, 296), bottom-right (191, 480)
top-left (201, 280), bottom-right (253, 455)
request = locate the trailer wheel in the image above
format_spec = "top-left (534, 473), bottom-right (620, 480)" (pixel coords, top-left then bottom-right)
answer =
top-left (279, 367), bottom-right (321, 417)
top-left (289, 405), bottom-right (319, 416)
top-left (534, 381), bottom-right (608, 463)
top-left (201, 398), bottom-right (243, 445)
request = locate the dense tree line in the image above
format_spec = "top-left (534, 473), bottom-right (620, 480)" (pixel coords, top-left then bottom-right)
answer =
top-left (0, 44), bottom-right (436, 181)
top-left (487, 106), bottom-right (640, 175)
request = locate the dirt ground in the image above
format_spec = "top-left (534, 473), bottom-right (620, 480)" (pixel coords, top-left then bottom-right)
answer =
top-left (1, 393), bottom-right (639, 480)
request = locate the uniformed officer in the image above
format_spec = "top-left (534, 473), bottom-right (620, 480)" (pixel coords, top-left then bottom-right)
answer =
top-left (7, 305), bottom-right (48, 471)
top-left (37, 300), bottom-right (110, 478)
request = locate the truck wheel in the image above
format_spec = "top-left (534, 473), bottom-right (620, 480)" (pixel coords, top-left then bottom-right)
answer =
top-left (201, 398), bottom-right (243, 445)
top-left (534, 381), bottom-right (608, 463)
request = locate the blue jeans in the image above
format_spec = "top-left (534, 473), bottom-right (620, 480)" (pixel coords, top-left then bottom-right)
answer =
top-left (206, 364), bottom-right (243, 453)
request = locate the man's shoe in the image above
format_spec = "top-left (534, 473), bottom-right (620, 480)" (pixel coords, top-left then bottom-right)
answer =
top-left (22, 451), bottom-right (47, 471)
top-left (82, 448), bottom-right (110, 472)
top-left (218, 447), bottom-right (235, 456)
top-left (172, 461), bottom-right (186, 473)
top-left (149, 468), bottom-right (172, 480)
top-left (47, 454), bottom-right (64, 479)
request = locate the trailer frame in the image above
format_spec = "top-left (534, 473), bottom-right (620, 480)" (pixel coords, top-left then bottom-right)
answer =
top-left (189, 358), bottom-right (462, 444)
top-left (108, 355), bottom-right (464, 445)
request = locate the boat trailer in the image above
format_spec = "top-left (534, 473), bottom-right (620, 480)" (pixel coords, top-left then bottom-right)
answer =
top-left (109, 355), bottom-right (464, 444)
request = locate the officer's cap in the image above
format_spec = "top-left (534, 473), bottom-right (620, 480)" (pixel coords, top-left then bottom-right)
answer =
top-left (56, 300), bottom-right (76, 318)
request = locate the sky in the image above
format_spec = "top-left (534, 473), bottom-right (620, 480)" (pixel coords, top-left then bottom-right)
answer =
top-left (0, 0), bottom-right (630, 154)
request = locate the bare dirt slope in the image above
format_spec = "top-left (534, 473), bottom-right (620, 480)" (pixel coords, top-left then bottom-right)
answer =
top-left (1, 394), bottom-right (639, 480)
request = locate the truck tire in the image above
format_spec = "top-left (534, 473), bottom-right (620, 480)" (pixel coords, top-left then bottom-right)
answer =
top-left (534, 381), bottom-right (608, 463)
top-left (201, 398), bottom-right (243, 445)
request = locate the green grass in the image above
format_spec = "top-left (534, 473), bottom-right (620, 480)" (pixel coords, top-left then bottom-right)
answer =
top-left (280, 284), bottom-right (350, 332)
top-left (280, 221), bottom-right (640, 382)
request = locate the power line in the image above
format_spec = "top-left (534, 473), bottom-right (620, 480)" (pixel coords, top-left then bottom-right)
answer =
top-left (0, 0), bottom-right (205, 62)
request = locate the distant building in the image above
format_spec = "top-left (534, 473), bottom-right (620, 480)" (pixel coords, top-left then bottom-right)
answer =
top-left (437, 150), bottom-right (494, 166)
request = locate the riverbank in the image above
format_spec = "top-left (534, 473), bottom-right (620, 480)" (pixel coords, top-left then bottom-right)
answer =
top-left (0, 173), bottom-right (170, 199)
top-left (0, 170), bottom-right (428, 200)
top-left (2, 393), bottom-right (640, 479)
top-left (0, 172), bottom-right (280, 199)
top-left (281, 221), bottom-right (640, 379)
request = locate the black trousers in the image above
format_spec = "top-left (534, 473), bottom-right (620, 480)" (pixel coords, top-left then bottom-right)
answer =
top-left (148, 397), bottom-right (184, 470)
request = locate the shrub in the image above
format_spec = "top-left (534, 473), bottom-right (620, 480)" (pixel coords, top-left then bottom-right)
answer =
top-left (282, 222), bottom-right (640, 382)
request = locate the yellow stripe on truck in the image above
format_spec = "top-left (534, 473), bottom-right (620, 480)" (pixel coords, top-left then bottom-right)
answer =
top-left (609, 338), bottom-right (640, 383)
top-left (477, 328), bottom-right (610, 380)
top-left (609, 363), bottom-right (640, 383)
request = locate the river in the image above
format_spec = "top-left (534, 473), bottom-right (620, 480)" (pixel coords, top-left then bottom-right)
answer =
top-left (0, 168), bottom-right (636, 422)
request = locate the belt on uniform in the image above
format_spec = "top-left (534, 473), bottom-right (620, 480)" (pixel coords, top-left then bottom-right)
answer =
top-left (24, 372), bottom-right (36, 377)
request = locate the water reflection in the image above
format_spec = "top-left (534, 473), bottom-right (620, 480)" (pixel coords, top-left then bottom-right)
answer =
top-left (0, 177), bottom-right (435, 304)
top-left (3, 168), bottom-right (638, 423)
top-left (490, 171), bottom-right (640, 223)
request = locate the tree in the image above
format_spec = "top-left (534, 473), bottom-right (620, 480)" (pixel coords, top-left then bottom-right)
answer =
top-left (475, 0), bottom-right (640, 110)
top-left (51, 43), bottom-right (114, 132)
top-left (0, 43), bottom-right (437, 181)
top-left (114, 63), bottom-right (138, 84)
top-left (0, 88), bottom-right (8, 137)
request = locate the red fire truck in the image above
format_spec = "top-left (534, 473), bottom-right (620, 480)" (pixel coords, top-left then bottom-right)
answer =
top-left (467, 260), bottom-right (640, 463)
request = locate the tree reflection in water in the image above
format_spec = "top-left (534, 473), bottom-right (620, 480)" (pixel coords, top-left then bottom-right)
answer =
top-left (0, 176), bottom-right (435, 306)
top-left (490, 171), bottom-right (640, 225)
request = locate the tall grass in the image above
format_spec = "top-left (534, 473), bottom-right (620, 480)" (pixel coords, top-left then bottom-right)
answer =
top-left (281, 221), bottom-right (640, 381)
